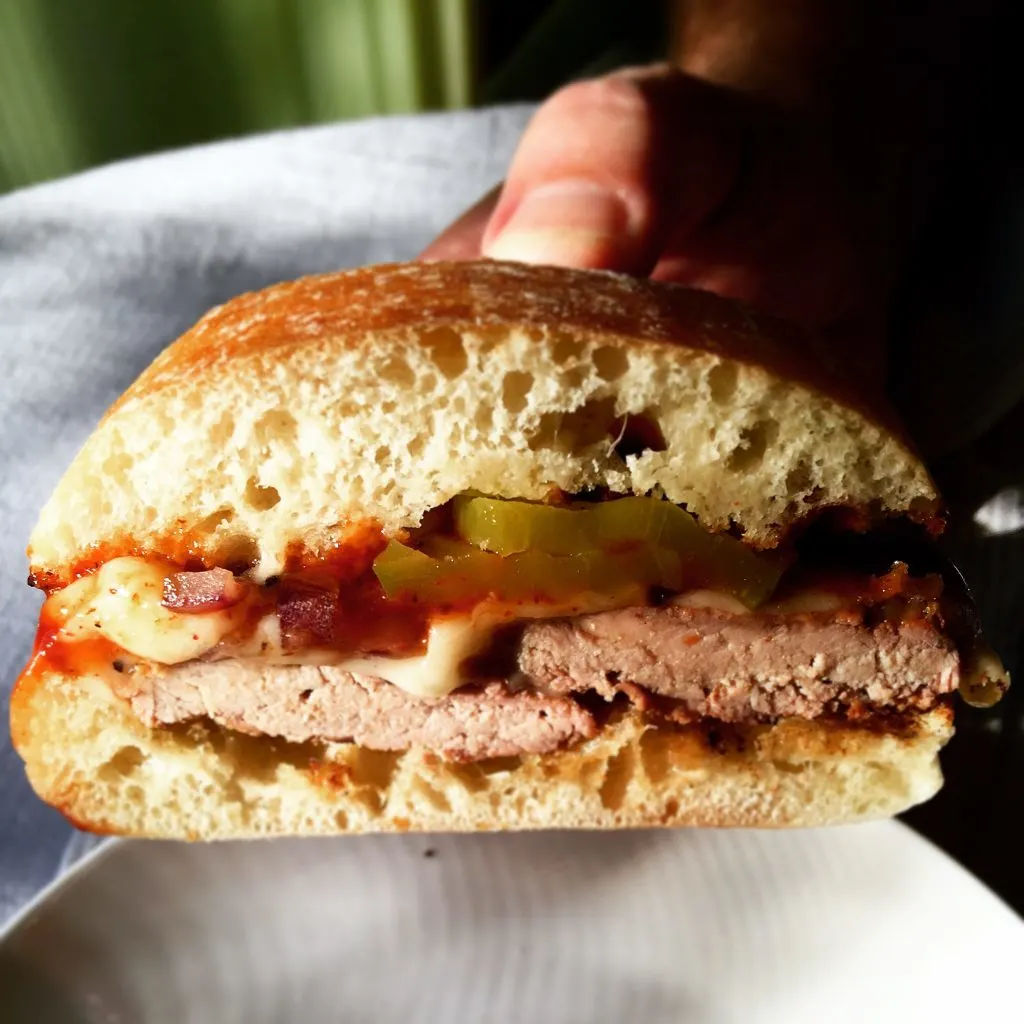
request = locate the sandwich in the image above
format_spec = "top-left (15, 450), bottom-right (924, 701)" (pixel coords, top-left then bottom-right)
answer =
top-left (10, 260), bottom-right (1008, 838)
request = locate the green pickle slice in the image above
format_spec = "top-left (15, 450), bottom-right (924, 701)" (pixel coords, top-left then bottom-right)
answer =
top-left (451, 494), bottom-right (703, 555)
top-left (375, 495), bottom-right (786, 608)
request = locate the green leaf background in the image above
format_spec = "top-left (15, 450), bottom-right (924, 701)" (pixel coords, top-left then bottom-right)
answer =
top-left (0, 0), bottom-right (666, 193)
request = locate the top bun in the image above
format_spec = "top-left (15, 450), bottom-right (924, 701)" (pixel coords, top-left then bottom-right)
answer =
top-left (29, 260), bottom-right (938, 584)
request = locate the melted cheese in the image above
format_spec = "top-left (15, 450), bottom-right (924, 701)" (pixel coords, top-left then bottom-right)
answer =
top-left (222, 589), bottom-right (650, 698)
top-left (332, 589), bottom-right (656, 698)
top-left (669, 589), bottom-right (751, 615)
top-left (47, 555), bottom-right (852, 701)
top-left (46, 557), bottom-right (243, 665)
top-left (340, 614), bottom-right (502, 699)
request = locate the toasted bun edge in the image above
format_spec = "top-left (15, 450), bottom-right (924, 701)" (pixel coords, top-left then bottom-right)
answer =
top-left (11, 663), bottom-right (953, 837)
top-left (28, 261), bottom-right (940, 583)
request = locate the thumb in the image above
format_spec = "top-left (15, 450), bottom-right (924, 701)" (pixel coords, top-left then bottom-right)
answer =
top-left (482, 66), bottom-right (742, 274)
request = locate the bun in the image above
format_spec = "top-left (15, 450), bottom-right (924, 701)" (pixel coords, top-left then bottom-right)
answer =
top-left (11, 662), bottom-right (951, 837)
top-left (28, 261), bottom-right (938, 585)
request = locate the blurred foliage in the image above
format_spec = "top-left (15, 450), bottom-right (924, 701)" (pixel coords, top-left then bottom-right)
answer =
top-left (0, 0), bottom-right (668, 193)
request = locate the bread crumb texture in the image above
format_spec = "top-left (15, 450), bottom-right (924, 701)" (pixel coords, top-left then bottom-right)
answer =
top-left (29, 261), bottom-right (935, 581)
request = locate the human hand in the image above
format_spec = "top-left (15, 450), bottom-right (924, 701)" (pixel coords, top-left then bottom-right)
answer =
top-left (422, 65), bottom-right (880, 352)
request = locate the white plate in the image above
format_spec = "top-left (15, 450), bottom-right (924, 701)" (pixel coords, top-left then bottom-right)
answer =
top-left (1, 822), bottom-right (1021, 1023)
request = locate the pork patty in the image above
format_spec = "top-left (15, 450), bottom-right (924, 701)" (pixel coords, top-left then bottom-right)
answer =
top-left (114, 603), bottom-right (959, 759)
top-left (116, 661), bottom-right (597, 761)
top-left (519, 605), bottom-right (959, 720)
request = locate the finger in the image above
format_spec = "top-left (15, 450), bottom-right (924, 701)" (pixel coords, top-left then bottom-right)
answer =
top-left (482, 66), bottom-right (743, 274)
top-left (650, 116), bottom-right (872, 332)
top-left (418, 186), bottom-right (501, 261)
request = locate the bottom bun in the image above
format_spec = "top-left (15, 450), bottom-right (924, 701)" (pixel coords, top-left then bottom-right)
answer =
top-left (12, 668), bottom-right (953, 838)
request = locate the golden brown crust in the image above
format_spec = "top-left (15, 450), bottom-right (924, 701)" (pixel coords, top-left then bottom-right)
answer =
top-left (11, 660), bottom-right (953, 837)
top-left (113, 261), bottom-right (899, 433)
top-left (27, 259), bottom-right (940, 585)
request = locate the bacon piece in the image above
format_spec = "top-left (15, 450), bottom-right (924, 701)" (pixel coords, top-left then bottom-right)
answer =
top-left (161, 568), bottom-right (246, 613)
top-left (277, 574), bottom-right (339, 651)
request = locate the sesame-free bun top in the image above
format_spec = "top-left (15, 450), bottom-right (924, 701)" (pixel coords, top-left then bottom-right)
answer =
top-left (29, 260), bottom-right (938, 585)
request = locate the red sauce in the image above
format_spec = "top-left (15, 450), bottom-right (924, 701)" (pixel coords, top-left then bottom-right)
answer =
top-left (275, 568), bottom-right (431, 658)
top-left (282, 522), bottom-right (387, 577)
top-left (22, 604), bottom-right (122, 684)
top-left (776, 561), bottom-right (943, 606)
top-left (30, 521), bottom-right (389, 594)
top-left (31, 531), bottom-right (213, 594)
top-left (23, 529), bottom-right (948, 684)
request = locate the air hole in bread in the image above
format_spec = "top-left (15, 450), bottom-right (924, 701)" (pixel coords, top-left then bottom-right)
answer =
top-left (476, 755), bottom-right (522, 776)
top-left (243, 477), bottom-right (281, 511)
top-left (529, 412), bottom-right (561, 449)
top-left (98, 744), bottom-right (147, 781)
top-left (562, 364), bottom-right (588, 389)
top-left (333, 809), bottom-right (349, 829)
top-left (610, 412), bottom-right (667, 460)
top-left (196, 507), bottom-right (236, 532)
top-left (253, 409), bottom-right (298, 446)
top-left (786, 462), bottom-right (812, 493)
top-left (152, 408), bottom-right (175, 436)
top-left (373, 446), bottom-right (390, 467)
top-left (552, 333), bottom-right (585, 364)
top-left (356, 787), bottom-right (386, 814)
top-left (472, 326), bottom-right (506, 353)
top-left (502, 370), bottom-right (534, 414)
top-left (413, 778), bottom-right (452, 813)
top-left (594, 345), bottom-right (629, 381)
top-left (564, 396), bottom-right (618, 447)
top-left (349, 748), bottom-right (402, 791)
top-left (209, 411), bottom-right (234, 446)
top-left (708, 361), bottom-right (739, 403)
top-left (101, 452), bottom-right (133, 477)
top-left (223, 778), bottom-right (245, 804)
top-left (599, 746), bottom-right (636, 811)
top-left (639, 729), bottom-right (672, 785)
top-left (445, 756), bottom-right (523, 794)
top-left (726, 419), bottom-right (778, 473)
top-left (379, 355), bottom-right (415, 387)
top-left (217, 533), bottom-right (260, 572)
top-left (421, 326), bottom-right (468, 379)
top-left (447, 763), bottom-right (488, 793)
top-left (529, 397), bottom-right (618, 452)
